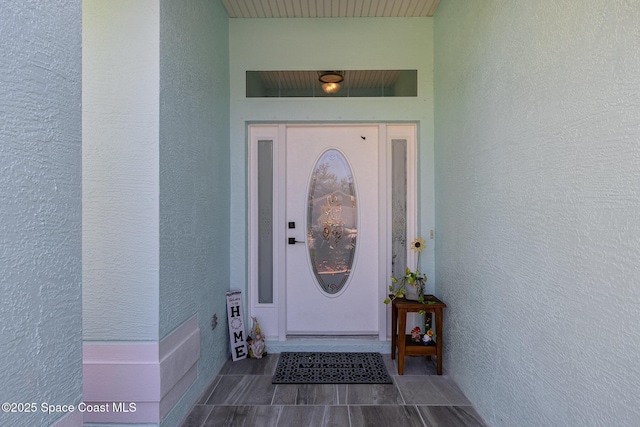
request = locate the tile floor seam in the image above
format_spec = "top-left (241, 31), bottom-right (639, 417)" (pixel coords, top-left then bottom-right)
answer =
top-left (201, 376), bottom-right (221, 404)
top-left (394, 376), bottom-right (409, 405)
top-left (415, 404), bottom-right (428, 427)
top-left (422, 376), bottom-right (451, 405)
top-left (345, 384), bottom-right (349, 406)
top-left (201, 405), bottom-right (213, 427)
top-left (274, 404), bottom-right (283, 426)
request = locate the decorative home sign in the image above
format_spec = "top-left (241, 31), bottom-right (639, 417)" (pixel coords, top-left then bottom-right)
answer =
top-left (226, 290), bottom-right (247, 361)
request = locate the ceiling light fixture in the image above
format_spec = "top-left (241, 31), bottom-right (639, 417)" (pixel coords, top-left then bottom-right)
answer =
top-left (318, 71), bottom-right (344, 94)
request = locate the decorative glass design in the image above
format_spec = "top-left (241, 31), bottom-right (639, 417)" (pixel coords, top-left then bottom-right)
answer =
top-left (307, 149), bottom-right (357, 294)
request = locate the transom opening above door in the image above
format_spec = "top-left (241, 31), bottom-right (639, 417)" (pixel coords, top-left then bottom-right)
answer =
top-left (246, 70), bottom-right (417, 97)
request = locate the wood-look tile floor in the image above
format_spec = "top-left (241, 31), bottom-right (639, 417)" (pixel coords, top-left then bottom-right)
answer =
top-left (181, 353), bottom-right (488, 427)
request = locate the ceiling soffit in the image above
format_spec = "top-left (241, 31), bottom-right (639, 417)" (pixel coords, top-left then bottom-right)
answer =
top-left (222, 0), bottom-right (440, 18)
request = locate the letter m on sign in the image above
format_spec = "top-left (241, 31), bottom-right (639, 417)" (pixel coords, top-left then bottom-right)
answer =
top-left (226, 290), bottom-right (247, 361)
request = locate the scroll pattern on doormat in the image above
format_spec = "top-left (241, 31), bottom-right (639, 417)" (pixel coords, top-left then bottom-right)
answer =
top-left (272, 352), bottom-right (393, 384)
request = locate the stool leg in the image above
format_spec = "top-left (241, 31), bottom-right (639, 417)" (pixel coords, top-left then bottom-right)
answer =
top-left (435, 308), bottom-right (443, 375)
top-left (391, 303), bottom-right (397, 360)
top-left (398, 308), bottom-right (407, 375)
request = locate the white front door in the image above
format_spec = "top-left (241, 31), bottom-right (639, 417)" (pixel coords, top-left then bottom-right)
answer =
top-left (248, 123), bottom-right (417, 343)
top-left (285, 125), bottom-right (380, 335)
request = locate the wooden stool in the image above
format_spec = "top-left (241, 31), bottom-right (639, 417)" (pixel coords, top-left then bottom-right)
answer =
top-left (391, 295), bottom-right (446, 375)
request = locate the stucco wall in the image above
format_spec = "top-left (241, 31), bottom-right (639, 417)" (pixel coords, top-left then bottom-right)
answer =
top-left (158, 0), bottom-right (230, 425)
top-left (434, 1), bottom-right (640, 426)
top-left (0, 1), bottom-right (82, 426)
top-left (229, 17), bottom-right (436, 301)
top-left (83, 0), bottom-right (160, 341)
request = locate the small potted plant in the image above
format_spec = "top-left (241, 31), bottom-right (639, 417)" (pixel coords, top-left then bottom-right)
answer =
top-left (384, 237), bottom-right (427, 305)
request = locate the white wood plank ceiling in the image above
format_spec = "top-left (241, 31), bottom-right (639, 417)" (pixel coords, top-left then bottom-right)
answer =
top-left (258, 70), bottom-right (402, 90)
top-left (222, 0), bottom-right (440, 18)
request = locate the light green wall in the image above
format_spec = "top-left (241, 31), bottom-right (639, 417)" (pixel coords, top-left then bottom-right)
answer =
top-left (434, 1), bottom-right (640, 426)
top-left (158, 0), bottom-right (230, 424)
top-left (83, 0), bottom-right (160, 341)
top-left (1, 1), bottom-right (82, 426)
top-left (83, 1), bottom-right (230, 424)
top-left (229, 17), bottom-right (436, 294)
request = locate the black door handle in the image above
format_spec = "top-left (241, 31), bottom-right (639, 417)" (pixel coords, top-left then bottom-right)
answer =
top-left (288, 238), bottom-right (305, 245)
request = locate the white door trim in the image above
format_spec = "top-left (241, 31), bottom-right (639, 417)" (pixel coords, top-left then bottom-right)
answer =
top-left (248, 123), bottom-right (417, 344)
top-left (377, 124), bottom-right (389, 341)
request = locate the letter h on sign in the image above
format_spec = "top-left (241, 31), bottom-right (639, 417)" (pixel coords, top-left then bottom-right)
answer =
top-left (226, 290), bottom-right (248, 361)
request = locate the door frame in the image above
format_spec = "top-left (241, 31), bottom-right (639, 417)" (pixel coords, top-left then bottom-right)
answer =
top-left (248, 123), bottom-right (418, 342)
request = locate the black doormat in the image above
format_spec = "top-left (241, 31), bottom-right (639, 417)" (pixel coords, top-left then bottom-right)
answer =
top-left (272, 352), bottom-right (393, 384)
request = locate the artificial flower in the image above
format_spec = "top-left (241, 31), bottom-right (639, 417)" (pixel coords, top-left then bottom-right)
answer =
top-left (410, 237), bottom-right (426, 253)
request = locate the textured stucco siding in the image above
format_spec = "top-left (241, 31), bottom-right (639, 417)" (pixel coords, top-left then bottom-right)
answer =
top-left (158, 0), bottom-right (230, 425)
top-left (0, 1), bottom-right (82, 426)
top-left (83, 0), bottom-right (160, 341)
top-left (434, 1), bottom-right (640, 426)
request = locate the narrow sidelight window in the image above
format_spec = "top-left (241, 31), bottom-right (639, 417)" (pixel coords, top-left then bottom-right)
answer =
top-left (257, 140), bottom-right (273, 303)
top-left (391, 139), bottom-right (407, 279)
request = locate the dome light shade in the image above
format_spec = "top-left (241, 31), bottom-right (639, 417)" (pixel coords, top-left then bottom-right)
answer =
top-left (321, 82), bottom-right (340, 94)
top-left (318, 71), bottom-right (344, 94)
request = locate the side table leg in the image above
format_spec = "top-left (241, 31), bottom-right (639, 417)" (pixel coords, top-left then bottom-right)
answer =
top-left (391, 303), bottom-right (397, 360)
top-left (425, 312), bottom-right (432, 360)
top-left (435, 308), bottom-right (443, 375)
top-left (398, 308), bottom-right (407, 375)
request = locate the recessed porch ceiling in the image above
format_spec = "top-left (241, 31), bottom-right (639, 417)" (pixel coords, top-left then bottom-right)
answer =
top-left (248, 70), bottom-right (417, 97)
top-left (222, 0), bottom-right (440, 18)
top-left (225, 1), bottom-right (438, 93)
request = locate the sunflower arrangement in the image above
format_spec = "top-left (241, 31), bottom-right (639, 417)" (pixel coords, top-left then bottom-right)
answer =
top-left (384, 237), bottom-right (427, 305)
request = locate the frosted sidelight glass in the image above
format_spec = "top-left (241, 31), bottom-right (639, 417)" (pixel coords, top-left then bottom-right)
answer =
top-left (391, 139), bottom-right (407, 279)
top-left (307, 149), bottom-right (357, 294)
top-left (257, 140), bottom-right (273, 303)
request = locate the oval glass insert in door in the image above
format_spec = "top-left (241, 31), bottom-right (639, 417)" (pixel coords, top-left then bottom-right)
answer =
top-left (307, 149), bottom-right (357, 295)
